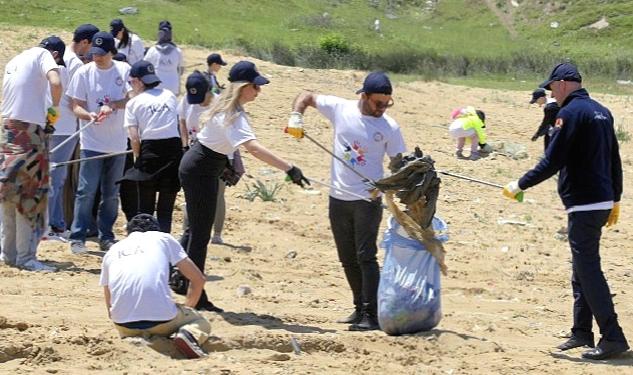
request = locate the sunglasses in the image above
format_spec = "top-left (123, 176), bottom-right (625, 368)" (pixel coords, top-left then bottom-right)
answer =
top-left (369, 97), bottom-right (394, 109)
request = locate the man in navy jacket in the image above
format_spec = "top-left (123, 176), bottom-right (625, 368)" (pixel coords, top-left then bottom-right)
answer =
top-left (504, 63), bottom-right (629, 360)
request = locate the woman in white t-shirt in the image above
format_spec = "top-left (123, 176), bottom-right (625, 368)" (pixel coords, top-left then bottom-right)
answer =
top-left (110, 19), bottom-right (145, 66)
top-left (144, 20), bottom-right (183, 95)
top-left (121, 61), bottom-right (184, 233)
top-left (175, 61), bottom-right (309, 312)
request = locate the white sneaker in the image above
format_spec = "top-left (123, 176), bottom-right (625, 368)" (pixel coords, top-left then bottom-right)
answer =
top-left (173, 329), bottom-right (207, 359)
top-left (21, 259), bottom-right (56, 272)
top-left (210, 235), bottom-right (223, 245)
top-left (70, 241), bottom-right (88, 255)
top-left (41, 227), bottom-right (69, 243)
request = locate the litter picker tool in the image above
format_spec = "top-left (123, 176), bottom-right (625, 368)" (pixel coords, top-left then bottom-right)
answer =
top-left (302, 131), bottom-right (376, 186)
top-left (437, 169), bottom-right (523, 202)
top-left (50, 119), bottom-right (95, 154)
top-left (50, 150), bottom-right (132, 169)
top-left (305, 177), bottom-right (388, 209)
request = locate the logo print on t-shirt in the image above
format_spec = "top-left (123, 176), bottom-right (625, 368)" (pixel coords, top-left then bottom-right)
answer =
top-left (96, 95), bottom-right (112, 107)
top-left (115, 76), bottom-right (124, 86)
top-left (342, 141), bottom-right (366, 167)
top-left (373, 132), bottom-right (384, 142)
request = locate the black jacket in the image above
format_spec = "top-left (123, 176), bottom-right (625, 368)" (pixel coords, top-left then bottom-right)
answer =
top-left (519, 89), bottom-right (623, 208)
top-left (532, 101), bottom-right (559, 150)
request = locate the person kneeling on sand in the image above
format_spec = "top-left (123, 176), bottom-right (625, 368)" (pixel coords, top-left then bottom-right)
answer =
top-left (448, 106), bottom-right (491, 160)
top-left (99, 214), bottom-right (210, 359)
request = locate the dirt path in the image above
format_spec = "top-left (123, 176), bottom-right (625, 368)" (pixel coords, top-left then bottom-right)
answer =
top-left (482, 0), bottom-right (518, 39)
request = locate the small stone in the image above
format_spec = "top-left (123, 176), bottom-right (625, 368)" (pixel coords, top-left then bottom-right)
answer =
top-left (223, 257), bottom-right (232, 262)
top-left (236, 285), bottom-right (252, 297)
top-left (268, 353), bottom-right (291, 361)
top-left (285, 251), bottom-right (297, 259)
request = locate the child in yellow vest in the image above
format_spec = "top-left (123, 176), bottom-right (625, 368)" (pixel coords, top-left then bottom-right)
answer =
top-left (448, 106), bottom-right (491, 160)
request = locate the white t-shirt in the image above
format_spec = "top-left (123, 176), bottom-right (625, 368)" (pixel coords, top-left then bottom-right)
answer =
top-left (1, 47), bottom-right (58, 126)
top-left (45, 66), bottom-right (77, 135)
top-left (144, 45), bottom-right (183, 95)
top-left (67, 60), bottom-right (131, 153)
top-left (177, 96), bottom-right (209, 143)
top-left (316, 95), bottom-right (407, 200)
top-left (64, 49), bottom-right (84, 79)
top-left (197, 111), bottom-right (256, 156)
top-left (125, 88), bottom-right (179, 140)
top-left (99, 231), bottom-right (187, 324)
top-left (116, 33), bottom-right (145, 66)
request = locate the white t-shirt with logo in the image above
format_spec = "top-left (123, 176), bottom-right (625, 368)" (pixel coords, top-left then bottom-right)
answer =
top-left (45, 65), bottom-right (77, 136)
top-left (177, 97), bottom-right (210, 143)
top-left (144, 46), bottom-right (183, 95)
top-left (196, 111), bottom-right (256, 156)
top-left (99, 231), bottom-right (188, 324)
top-left (116, 33), bottom-right (145, 66)
top-left (125, 88), bottom-right (179, 140)
top-left (1, 47), bottom-right (58, 126)
top-left (67, 60), bottom-right (131, 153)
top-left (316, 95), bottom-right (407, 200)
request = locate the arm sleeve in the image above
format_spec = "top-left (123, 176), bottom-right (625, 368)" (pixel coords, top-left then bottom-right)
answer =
top-left (519, 110), bottom-right (573, 190)
top-left (227, 114), bottom-right (257, 148)
top-left (132, 36), bottom-right (145, 63)
top-left (66, 68), bottom-right (86, 101)
top-left (534, 103), bottom-right (559, 138)
top-left (610, 114), bottom-right (623, 202)
top-left (165, 235), bottom-right (188, 265)
top-left (315, 95), bottom-right (343, 126)
top-left (98, 257), bottom-right (110, 286)
top-left (123, 99), bottom-right (138, 128)
top-left (39, 49), bottom-right (59, 77)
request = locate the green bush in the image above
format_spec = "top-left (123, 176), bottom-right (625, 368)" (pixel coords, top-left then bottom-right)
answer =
top-left (319, 33), bottom-right (350, 54)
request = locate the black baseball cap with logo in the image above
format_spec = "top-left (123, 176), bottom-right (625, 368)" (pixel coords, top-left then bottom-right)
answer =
top-left (228, 61), bottom-right (269, 85)
top-left (207, 53), bottom-right (227, 66)
top-left (89, 31), bottom-right (117, 56)
top-left (73, 24), bottom-right (99, 43)
top-left (186, 71), bottom-right (210, 104)
top-left (39, 36), bottom-right (66, 67)
top-left (356, 71), bottom-right (392, 95)
top-left (130, 60), bottom-right (161, 85)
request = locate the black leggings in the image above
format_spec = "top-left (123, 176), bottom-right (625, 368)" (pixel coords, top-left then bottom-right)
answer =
top-left (179, 142), bottom-right (227, 305)
top-left (137, 178), bottom-right (178, 233)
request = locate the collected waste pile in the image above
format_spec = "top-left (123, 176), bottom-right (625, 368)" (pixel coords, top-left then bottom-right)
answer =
top-left (374, 147), bottom-right (447, 335)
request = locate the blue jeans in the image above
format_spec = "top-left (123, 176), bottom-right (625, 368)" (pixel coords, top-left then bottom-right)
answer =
top-left (69, 150), bottom-right (125, 243)
top-left (48, 135), bottom-right (78, 229)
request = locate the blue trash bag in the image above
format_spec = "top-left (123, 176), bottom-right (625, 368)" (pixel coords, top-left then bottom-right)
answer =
top-left (378, 216), bottom-right (448, 335)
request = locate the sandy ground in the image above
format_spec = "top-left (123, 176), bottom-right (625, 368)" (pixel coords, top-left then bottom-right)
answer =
top-left (1, 25), bottom-right (632, 374)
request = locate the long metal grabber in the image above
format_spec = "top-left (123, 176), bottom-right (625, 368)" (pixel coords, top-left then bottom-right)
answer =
top-left (306, 177), bottom-right (388, 209)
top-left (437, 169), bottom-right (523, 202)
top-left (50, 150), bottom-right (132, 169)
top-left (303, 131), bottom-right (376, 185)
top-left (50, 119), bottom-right (95, 154)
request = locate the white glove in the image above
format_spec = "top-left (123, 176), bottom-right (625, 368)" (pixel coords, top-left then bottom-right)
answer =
top-left (502, 180), bottom-right (524, 202)
top-left (286, 112), bottom-right (304, 138)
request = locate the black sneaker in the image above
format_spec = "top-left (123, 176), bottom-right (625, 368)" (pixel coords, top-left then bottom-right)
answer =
top-left (336, 309), bottom-right (362, 324)
top-left (195, 300), bottom-right (224, 313)
top-left (99, 239), bottom-right (117, 251)
top-left (173, 329), bottom-right (207, 359)
top-left (349, 312), bottom-right (380, 331)
top-left (557, 336), bottom-right (595, 351)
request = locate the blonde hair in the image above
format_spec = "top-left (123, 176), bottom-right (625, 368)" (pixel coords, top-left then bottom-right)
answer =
top-left (199, 81), bottom-right (251, 129)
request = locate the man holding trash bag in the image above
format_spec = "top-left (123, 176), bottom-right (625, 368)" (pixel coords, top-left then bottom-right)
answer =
top-left (503, 63), bottom-right (629, 360)
top-left (289, 71), bottom-right (406, 331)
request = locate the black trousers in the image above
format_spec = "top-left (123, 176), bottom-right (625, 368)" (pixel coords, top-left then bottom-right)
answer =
top-left (568, 210), bottom-right (627, 343)
top-left (120, 141), bottom-right (138, 222)
top-left (137, 178), bottom-right (178, 233)
top-left (329, 196), bottom-right (383, 312)
top-left (179, 142), bottom-right (227, 306)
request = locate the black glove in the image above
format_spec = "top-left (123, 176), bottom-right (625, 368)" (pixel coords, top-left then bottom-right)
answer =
top-left (286, 166), bottom-right (310, 188)
top-left (44, 124), bottom-right (56, 134)
top-left (169, 268), bottom-right (188, 296)
top-left (530, 135), bottom-right (539, 142)
top-left (220, 165), bottom-right (241, 187)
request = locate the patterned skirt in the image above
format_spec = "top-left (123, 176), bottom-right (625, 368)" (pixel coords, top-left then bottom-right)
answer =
top-left (0, 118), bottom-right (49, 229)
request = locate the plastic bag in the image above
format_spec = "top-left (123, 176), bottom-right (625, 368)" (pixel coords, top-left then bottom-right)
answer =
top-left (378, 216), bottom-right (448, 335)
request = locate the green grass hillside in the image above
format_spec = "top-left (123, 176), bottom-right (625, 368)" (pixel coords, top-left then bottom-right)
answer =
top-left (2, 0), bottom-right (633, 90)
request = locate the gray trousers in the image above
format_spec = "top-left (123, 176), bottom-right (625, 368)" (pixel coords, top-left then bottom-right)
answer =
top-left (0, 201), bottom-right (44, 266)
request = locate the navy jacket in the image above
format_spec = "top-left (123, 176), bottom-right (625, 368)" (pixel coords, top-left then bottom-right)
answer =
top-left (519, 89), bottom-right (622, 209)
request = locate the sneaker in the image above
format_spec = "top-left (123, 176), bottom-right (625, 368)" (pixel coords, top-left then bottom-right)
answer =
top-left (70, 241), bottom-right (88, 255)
top-left (99, 239), bottom-right (117, 252)
top-left (455, 150), bottom-right (465, 159)
top-left (41, 227), bottom-right (69, 243)
top-left (195, 300), bottom-right (224, 313)
top-left (173, 329), bottom-right (207, 359)
top-left (469, 152), bottom-right (481, 161)
top-left (349, 311), bottom-right (380, 331)
top-left (21, 259), bottom-right (56, 272)
top-left (210, 235), bottom-right (223, 245)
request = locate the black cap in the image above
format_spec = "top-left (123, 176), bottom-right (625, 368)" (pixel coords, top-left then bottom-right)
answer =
top-left (126, 213), bottom-right (161, 234)
top-left (356, 71), bottom-right (392, 95)
top-left (89, 31), bottom-right (117, 56)
top-left (73, 24), bottom-right (99, 43)
top-left (530, 88), bottom-right (547, 104)
top-left (110, 19), bottom-right (125, 37)
top-left (39, 36), bottom-right (66, 67)
top-left (540, 63), bottom-right (582, 90)
top-left (130, 61), bottom-right (161, 85)
top-left (228, 61), bottom-right (269, 85)
top-left (159, 20), bottom-right (172, 31)
top-left (112, 52), bottom-right (127, 62)
top-left (207, 53), bottom-right (227, 66)
top-left (186, 71), bottom-right (210, 104)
